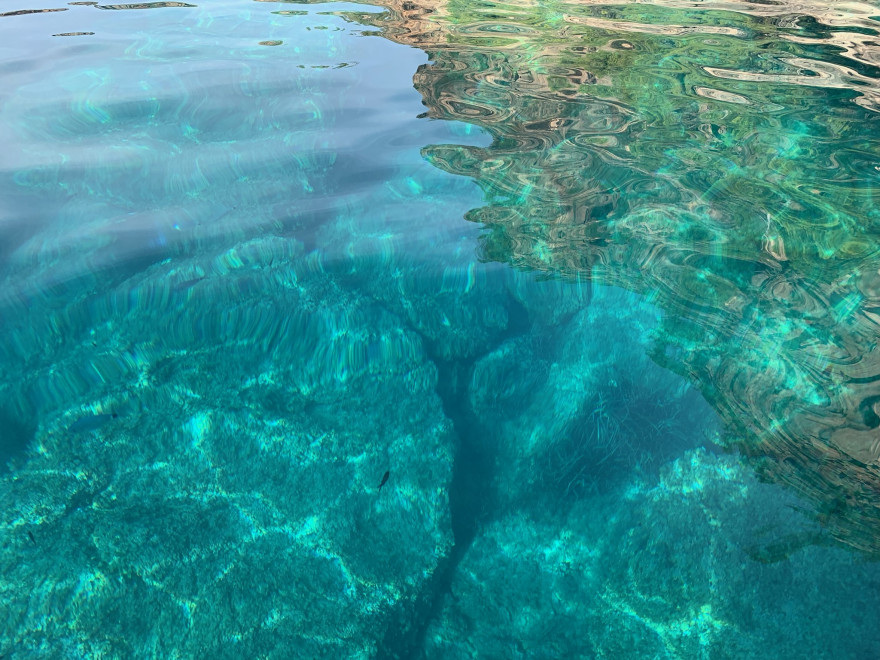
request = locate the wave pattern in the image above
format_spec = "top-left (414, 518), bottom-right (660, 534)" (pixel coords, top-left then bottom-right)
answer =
top-left (364, 0), bottom-right (880, 554)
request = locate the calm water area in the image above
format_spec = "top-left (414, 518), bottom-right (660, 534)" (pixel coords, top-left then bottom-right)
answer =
top-left (1, 0), bottom-right (880, 657)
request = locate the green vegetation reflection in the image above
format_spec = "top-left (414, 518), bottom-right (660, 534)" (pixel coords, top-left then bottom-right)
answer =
top-left (359, 0), bottom-right (880, 555)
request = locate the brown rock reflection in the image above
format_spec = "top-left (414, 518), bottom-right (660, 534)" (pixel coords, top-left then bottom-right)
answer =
top-left (0, 8), bottom-right (67, 17)
top-left (95, 1), bottom-right (195, 9)
top-left (364, 0), bottom-right (880, 554)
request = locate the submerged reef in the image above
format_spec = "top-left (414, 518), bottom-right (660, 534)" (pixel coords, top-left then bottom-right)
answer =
top-left (423, 449), bottom-right (880, 660)
top-left (0, 239), bottom-right (456, 657)
top-left (1, 0), bottom-right (880, 655)
top-left (467, 286), bottom-right (710, 508)
top-left (1, 232), bottom-right (879, 656)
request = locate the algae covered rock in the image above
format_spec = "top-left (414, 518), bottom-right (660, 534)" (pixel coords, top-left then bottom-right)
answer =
top-left (0, 237), bottom-right (455, 658)
top-left (424, 509), bottom-right (603, 659)
top-left (467, 286), bottom-right (713, 508)
top-left (423, 449), bottom-right (880, 659)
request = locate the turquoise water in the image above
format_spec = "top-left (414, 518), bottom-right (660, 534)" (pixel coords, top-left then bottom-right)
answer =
top-left (1, 0), bottom-right (880, 657)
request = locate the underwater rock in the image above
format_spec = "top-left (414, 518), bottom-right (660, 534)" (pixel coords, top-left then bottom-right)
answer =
top-left (0, 237), bottom-right (455, 658)
top-left (423, 449), bottom-right (880, 659)
top-left (466, 285), bottom-right (714, 507)
top-left (363, 261), bottom-right (513, 362)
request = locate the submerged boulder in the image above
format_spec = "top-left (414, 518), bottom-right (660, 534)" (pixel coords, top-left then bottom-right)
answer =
top-left (466, 285), bottom-right (713, 508)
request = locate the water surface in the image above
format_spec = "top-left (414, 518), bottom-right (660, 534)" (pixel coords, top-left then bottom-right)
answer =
top-left (1, 0), bottom-right (879, 657)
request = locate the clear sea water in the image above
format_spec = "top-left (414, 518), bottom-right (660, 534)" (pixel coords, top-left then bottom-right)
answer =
top-left (1, 0), bottom-right (880, 657)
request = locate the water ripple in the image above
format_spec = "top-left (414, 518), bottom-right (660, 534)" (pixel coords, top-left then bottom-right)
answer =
top-left (368, 0), bottom-right (880, 554)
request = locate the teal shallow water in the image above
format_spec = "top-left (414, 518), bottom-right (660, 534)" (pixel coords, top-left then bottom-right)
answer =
top-left (1, 0), bottom-right (880, 657)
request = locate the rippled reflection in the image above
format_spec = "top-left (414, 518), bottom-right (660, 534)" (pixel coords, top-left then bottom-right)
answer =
top-left (361, 0), bottom-right (880, 554)
top-left (0, 8), bottom-right (68, 16)
top-left (96, 2), bottom-right (197, 8)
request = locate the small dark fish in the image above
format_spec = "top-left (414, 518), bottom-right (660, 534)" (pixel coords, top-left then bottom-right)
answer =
top-left (378, 470), bottom-right (390, 490)
top-left (173, 276), bottom-right (205, 291)
top-left (68, 413), bottom-right (117, 434)
top-left (27, 531), bottom-right (35, 545)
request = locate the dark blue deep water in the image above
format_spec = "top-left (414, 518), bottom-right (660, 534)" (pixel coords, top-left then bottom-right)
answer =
top-left (2, 0), bottom-right (880, 657)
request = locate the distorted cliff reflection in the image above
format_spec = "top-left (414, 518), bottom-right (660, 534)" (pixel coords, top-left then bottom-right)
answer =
top-left (361, 0), bottom-right (880, 554)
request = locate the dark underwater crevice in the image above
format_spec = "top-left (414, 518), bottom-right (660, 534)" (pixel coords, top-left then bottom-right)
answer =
top-left (374, 293), bottom-right (532, 660)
